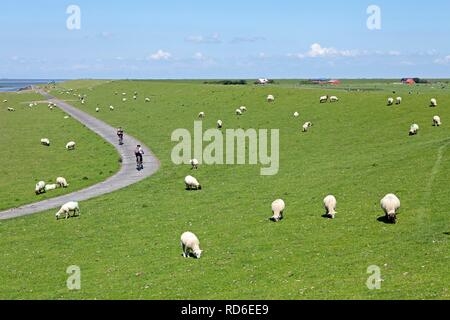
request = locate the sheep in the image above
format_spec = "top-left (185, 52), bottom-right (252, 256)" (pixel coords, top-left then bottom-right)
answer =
top-left (40, 138), bottom-right (50, 146)
top-left (198, 112), bottom-right (205, 119)
top-left (66, 141), bottom-right (76, 150)
top-left (293, 112), bottom-right (300, 118)
top-left (270, 199), bottom-right (285, 222)
top-left (381, 194), bottom-right (400, 224)
top-left (430, 98), bottom-right (437, 107)
top-left (320, 95), bottom-right (329, 103)
top-left (122, 98), bottom-right (127, 102)
top-left (185, 175), bottom-right (201, 190)
top-left (387, 98), bottom-right (394, 106)
top-left (267, 95), bottom-right (275, 102)
top-left (96, 107), bottom-right (100, 112)
top-left (330, 96), bottom-right (339, 102)
top-left (3, 100), bottom-right (7, 103)
top-left (190, 159), bottom-right (199, 170)
top-left (180, 232), bottom-right (202, 259)
top-left (35, 181), bottom-right (46, 195)
top-left (64, 116), bottom-right (70, 119)
top-left (433, 116), bottom-right (441, 127)
top-left (49, 106), bottom-right (53, 110)
top-left (145, 98), bottom-right (150, 102)
top-left (217, 120), bottom-right (223, 129)
top-left (29, 103), bottom-right (34, 108)
top-left (302, 122), bottom-right (313, 132)
top-left (409, 124), bottom-right (419, 136)
top-left (122, 92), bottom-right (127, 96)
top-left (56, 177), bottom-right (69, 188)
top-left (133, 95), bottom-right (137, 100)
top-left (396, 97), bottom-right (402, 105)
top-left (240, 106), bottom-right (247, 112)
top-left (55, 201), bottom-right (80, 220)
top-left (323, 195), bottom-right (337, 219)
top-left (7, 107), bottom-right (15, 112)
top-left (235, 109), bottom-right (242, 116)
top-left (109, 105), bottom-right (114, 111)
top-left (45, 184), bottom-right (58, 192)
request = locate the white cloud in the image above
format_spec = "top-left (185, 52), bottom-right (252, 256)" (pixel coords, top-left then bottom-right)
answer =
top-left (388, 50), bottom-right (401, 56)
top-left (291, 43), bottom-right (361, 59)
top-left (149, 50), bottom-right (172, 61)
top-left (434, 55), bottom-right (450, 65)
top-left (231, 36), bottom-right (265, 44)
top-left (187, 33), bottom-right (221, 44)
top-left (193, 52), bottom-right (205, 60)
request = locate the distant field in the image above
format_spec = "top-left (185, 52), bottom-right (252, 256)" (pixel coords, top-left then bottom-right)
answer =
top-left (0, 80), bottom-right (448, 299)
top-left (0, 91), bottom-right (119, 211)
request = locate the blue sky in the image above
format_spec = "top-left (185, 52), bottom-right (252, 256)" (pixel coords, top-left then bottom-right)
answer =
top-left (1, 0), bottom-right (450, 79)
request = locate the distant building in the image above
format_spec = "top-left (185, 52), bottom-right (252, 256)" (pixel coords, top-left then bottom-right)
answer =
top-left (256, 78), bottom-right (270, 85)
top-left (309, 79), bottom-right (341, 85)
top-left (401, 78), bottom-right (416, 85)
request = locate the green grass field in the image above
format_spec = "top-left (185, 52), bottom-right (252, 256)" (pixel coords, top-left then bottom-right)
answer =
top-left (0, 91), bottom-right (119, 211)
top-left (0, 80), bottom-right (448, 299)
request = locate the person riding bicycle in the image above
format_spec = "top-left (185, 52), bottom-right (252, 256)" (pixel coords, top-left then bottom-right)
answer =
top-left (117, 127), bottom-right (124, 143)
top-left (135, 145), bottom-right (144, 165)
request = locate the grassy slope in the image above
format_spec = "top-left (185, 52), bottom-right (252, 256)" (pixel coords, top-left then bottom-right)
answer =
top-left (0, 80), bottom-right (448, 299)
top-left (0, 91), bottom-right (120, 211)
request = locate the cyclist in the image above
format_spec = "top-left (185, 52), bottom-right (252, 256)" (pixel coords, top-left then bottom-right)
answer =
top-left (135, 145), bottom-right (144, 167)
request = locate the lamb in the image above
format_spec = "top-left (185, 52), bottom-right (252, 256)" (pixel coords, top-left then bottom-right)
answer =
top-left (270, 199), bottom-right (285, 222)
top-left (45, 184), bottom-right (58, 192)
top-left (66, 141), bottom-right (76, 150)
top-left (323, 195), bottom-right (337, 219)
top-left (190, 159), bottom-right (199, 170)
top-left (217, 120), bottom-right (223, 129)
top-left (267, 95), bottom-right (275, 102)
top-left (240, 106), bottom-right (247, 112)
top-left (409, 124), bottom-right (419, 136)
top-left (387, 98), bottom-right (394, 106)
top-left (235, 109), bottom-right (242, 116)
top-left (7, 107), bottom-right (15, 112)
top-left (430, 98), bottom-right (437, 107)
top-left (293, 112), bottom-right (300, 118)
top-left (320, 95), bottom-right (329, 103)
top-left (433, 116), bottom-right (441, 127)
top-left (55, 201), bottom-right (80, 220)
top-left (35, 181), bottom-right (46, 195)
top-left (396, 97), bottom-right (402, 105)
top-left (330, 96), bottom-right (339, 102)
top-left (180, 232), bottom-right (202, 259)
top-left (381, 194), bottom-right (400, 224)
top-left (302, 122), bottom-right (313, 132)
top-left (40, 138), bottom-right (50, 146)
top-left (185, 175), bottom-right (202, 190)
top-left (56, 177), bottom-right (69, 188)
top-left (198, 112), bottom-right (205, 119)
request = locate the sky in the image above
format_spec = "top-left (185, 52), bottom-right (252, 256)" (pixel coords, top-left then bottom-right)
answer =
top-left (1, 0), bottom-right (450, 79)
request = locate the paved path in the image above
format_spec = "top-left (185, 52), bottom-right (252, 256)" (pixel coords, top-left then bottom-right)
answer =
top-left (0, 88), bottom-right (160, 220)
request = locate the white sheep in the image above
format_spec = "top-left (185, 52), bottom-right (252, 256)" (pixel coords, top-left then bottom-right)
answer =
top-left (430, 98), bottom-right (437, 107)
top-left (96, 107), bottom-right (100, 112)
top-left (396, 97), bottom-right (402, 105)
top-left (409, 124), bottom-right (419, 136)
top-left (190, 159), bottom-right (199, 170)
top-left (387, 98), bottom-right (394, 106)
top-left (217, 120), bottom-right (223, 129)
top-left (381, 194), bottom-right (400, 224)
top-left (185, 175), bottom-right (202, 190)
top-left (293, 112), bottom-right (300, 118)
top-left (180, 232), bottom-right (202, 259)
top-left (433, 116), bottom-right (441, 127)
top-left (235, 109), bottom-right (242, 116)
top-left (145, 98), bottom-right (150, 102)
top-left (45, 184), bottom-right (58, 192)
top-left (3, 100), bottom-right (7, 103)
top-left (240, 106), bottom-right (247, 112)
top-left (320, 95), bottom-right (329, 103)
top-left (323, 195), bottom-right (337, 219)
top-left (56, 177), bottom-right (69, 188)
top-left (302, 122), bottom-right (313, 132)
top-left (122, 98), bottom-right (127, 102)
top-left (55, 201), bottom-right (80, 220)
top-left (198, 112), bottom-right (205, 119)
top-left (29, 103), bottom-right (34, 108)
top-left (66, 141), bottom-right (76, 150)
top-left (270, 199), bottom-right (285, 222)
top-left (40, 138), bottom-right (50, 146)
top-left (64, 116), bottom-right (70, 119)
top-left (109, 105), bottom-right (114, 111)
top-left (267, 95), bottom-right (275, 102)
top-left (122, 92), bottom-right (127, 96)
top-left (133, 95), bottom-right (137, 100)
top-left (35, 181), bottom-right (46, 195)
top-left (7, 107), bottom-right (15, 112)
top-left (330, 96), bottom-right (339, 102)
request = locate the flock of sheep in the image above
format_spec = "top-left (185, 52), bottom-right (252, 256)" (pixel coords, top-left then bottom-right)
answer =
top-left (35, 177), bottom-right (69, 195)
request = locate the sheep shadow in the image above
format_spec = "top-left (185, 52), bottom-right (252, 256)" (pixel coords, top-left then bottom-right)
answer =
top-left (181, 252), bottom-right (200, 259)
top-left (444, 232), bottom-right (450, 236)
top-left (377, 215), bottom-right (396, 224)
top-left (321, 214), bottom-right (334, 220)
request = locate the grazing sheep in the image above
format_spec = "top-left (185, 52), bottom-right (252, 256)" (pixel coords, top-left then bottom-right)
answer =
top-left (45, 184), bottom-right (58, 192)
top-left (190, 159), bottom-right (199, 170)
top-left (3, 100), bottom-right (7, 103)
top-left (109, 105), bottom-right (114, 111)
top-left (122, 93), bottom-right (127, 96)
top-left (430, 98), bottom-right (437, 107)
top-left (35, 181), bottom-right (46, 195)
top-left (320, 95), bottom-right (329, 103)
top-left (235, 109), bottom-right (242, 116)
top-left (96, 107), bottom-right (100, 112)
top-left (409, 124), bottom-right (419, 136)
top-left (40, 138), bottom-right (50, 146)
top-left (267, 95), bottom-right (275, 102)
top-left (323, 195), bottom-right (337, 219)
top-left (145, 98), bottom-right (150, 102)
top-left (49, 106), bottom-right (53, 110)
top-left (185, 175), bottom-right (202, 190)
top-left (302, 122), bottom-right (313, 132)
top-left (55, 201), bottom-right (80, 220)
top-left (29, 103), bottom-right (34, 108)
top-left (240, 106), bottom-right (247, 112)
top-left (293, 112), bottom-right (300, 118)
top-left (330, 96), bottom-right (339, 102)
top-left (396, 97), bottom-right (402, 105)
top-left (133, 95), bottom-right (137, 100)
top-left (56, 177), bottom-right (69, 188)
top-left (381, 194), bottom-right (400, 224)
top-left (387, 98), bottom-right (394, 106)
top-left (64, 116), bottom-right (70, 119)
top-left (180, 232), bottom-right (202, 259)
top-left (433, 116), bottom-right (441, 127)
top-left (66, 141), bottom-right (76, 150)
top-left (217, 120), bottom-right (223, 129)
top-left (122, 98), bottom-right (127, 102)
top-left (270, 199), bottom-right (285, 222)
top-left (7, 107), bottom-right (15, 112)
top-left (198, 112), bottom-right (205, 119)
